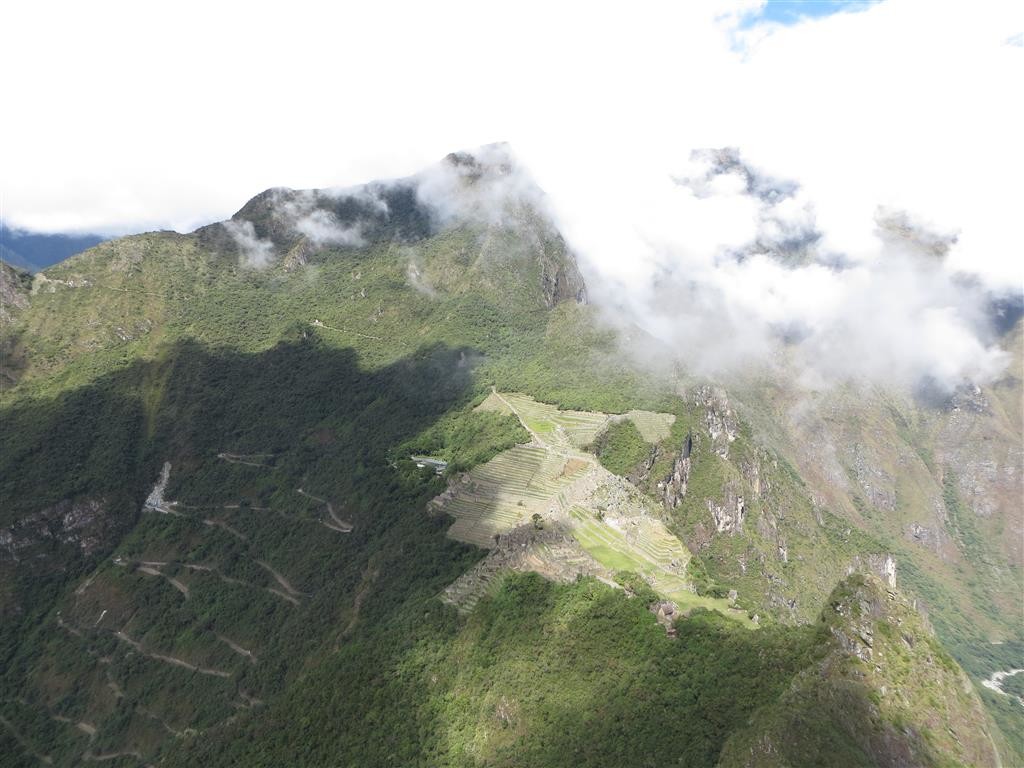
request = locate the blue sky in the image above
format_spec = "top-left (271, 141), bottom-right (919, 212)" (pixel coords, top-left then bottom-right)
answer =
top-left (747, 0), bottom-right (880, 27)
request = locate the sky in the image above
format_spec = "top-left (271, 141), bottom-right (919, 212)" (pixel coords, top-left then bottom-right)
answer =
top-left (2, 0), bottom-right (1022, 387)
top-left (749, 0), bottom-right (880, 26)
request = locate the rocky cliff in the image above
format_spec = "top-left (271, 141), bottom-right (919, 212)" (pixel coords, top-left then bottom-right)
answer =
top-left (718, 573), bottom-right (1007, 767)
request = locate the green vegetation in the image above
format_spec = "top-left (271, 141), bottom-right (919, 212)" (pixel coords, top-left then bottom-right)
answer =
top-left (589, 419), bottom-right (651, 476)
top-left (565, 506), bottom-right (747, 621)
top-left (401, 408), bottom-right (528, 473)
top-left (165, 573), bottom-right (821, 767)
top-left (1002, 671), bottom-right (1024, 700)
top-left (1, 195), bottom-right (692, 763)
top-left (1, 163), bottom-right (1017, 765)
top-left (719, 574), bottom-right (1009, 767)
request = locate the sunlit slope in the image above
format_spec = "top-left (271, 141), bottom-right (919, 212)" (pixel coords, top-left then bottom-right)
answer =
top-left (1, 146), bottom-right (1018, 765)
top-left (430, 391), bottom-right (747, 622)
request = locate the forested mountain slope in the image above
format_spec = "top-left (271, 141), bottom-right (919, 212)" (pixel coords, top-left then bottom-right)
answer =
top-left (0, 146), bottom-right (1018, 767)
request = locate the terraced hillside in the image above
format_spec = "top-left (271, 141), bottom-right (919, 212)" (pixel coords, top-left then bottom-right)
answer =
top-left (432, 391), bottom-right (746, 621)
top-left (1, 146), bottom-right (1017, 766)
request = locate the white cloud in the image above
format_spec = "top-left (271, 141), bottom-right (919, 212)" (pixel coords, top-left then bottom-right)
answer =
top-left (222, 220), bottom-right (275, 269)
top-left (292, 209), bottom-right (363, 247)
top-left (0, 0), bottom-right (1021, 385)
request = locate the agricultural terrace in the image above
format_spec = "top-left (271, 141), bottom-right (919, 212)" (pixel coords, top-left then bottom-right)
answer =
top-left (475, 390), bottom-right (674, 452)
top-left (435, 392), bottom-right (748, 623)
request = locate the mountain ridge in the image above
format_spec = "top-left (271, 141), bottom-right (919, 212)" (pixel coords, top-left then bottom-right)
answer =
top-left (0, 146), bottom-right (1019, 767)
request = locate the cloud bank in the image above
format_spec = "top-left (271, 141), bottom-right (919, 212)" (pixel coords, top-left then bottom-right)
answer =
top-left (2, 0), bottom-right (1021, 388)
top-left (566, 148), bottom-right (1012, 390)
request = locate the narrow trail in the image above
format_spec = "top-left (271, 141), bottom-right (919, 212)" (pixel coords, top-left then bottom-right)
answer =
top-left (218, 500), bottom-right (340, 534)
top-left (183, 563), bottom-right (298, 606)
top-left (311, 318), bottom-right (382, 340)
top-left (83, 749), bottom-right (143, 762)
top-left (134, 566), bottom-right (190, 598)
top-left (56, 616), bottom-right (84, 638)
top-left (36, 630), bottom-right (188, 762)
top-left (341, 566), bottom-right (379, 638)
top-left (51, 715), bottom-right (97, 739)
top-left (215, 634), bottom-right (257, 664)
top-left (76, 572), bottom-right (98, 596)
top-left (114, 631), bottom-right (231, 679)
top-left (96, 282), bottom-right (180, 300)
top-left (297, 488), bottom-right (353, 532)
top-left (297, 488), bottom-right (327, 504)
top-left (137, 705), bottom-right (183, 738)
top-left (203, 518), bottom-right (250, 544)
top-left (268, 588), bottom-right (301, 606)
top-left (217, 452), bottom-right (274, 468)
top-left (492, 388), bottom-right (545, 446)
top-left (76, 721), bottom-right (98, 738)
top-left (255, 560), bottom-right (303, 598)
top-left (237, 691), bottom-right (264, 709)
top-left (202, 514), bottom-right (304, 601)
top-left (0, 715), bottom-right (53, 765)
top-left (325, 502), bottom-right (354, 532)
top-left (987, 729), bottom-right (1004, 768)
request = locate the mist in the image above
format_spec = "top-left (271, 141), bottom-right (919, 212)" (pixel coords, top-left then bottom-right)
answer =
top-left (5, 1), bottom-right (1020, 392)
top-left (535, 147), bottom-right (1016, 392)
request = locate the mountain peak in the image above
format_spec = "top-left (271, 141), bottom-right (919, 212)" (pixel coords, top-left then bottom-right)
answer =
top-left (718, 572), bottom-right (1005, 768)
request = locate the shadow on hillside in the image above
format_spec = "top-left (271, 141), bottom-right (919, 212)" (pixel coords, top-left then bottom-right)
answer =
top-left (0, 334), bottom-right (486, 763)
top-left (1, 335), bottom-right (476, 521)
top-left (0, 335), bottom-right (478, 655)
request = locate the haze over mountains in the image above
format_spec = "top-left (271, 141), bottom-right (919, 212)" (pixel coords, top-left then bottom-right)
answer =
top-left (0, 225), bottom-right (107, 274)
top-left (0, 146), bottom-right (1020, 767)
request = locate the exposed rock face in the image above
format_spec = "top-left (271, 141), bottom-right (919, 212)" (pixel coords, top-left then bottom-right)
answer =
top-left (282, 237), bottom-right (315, 271)
top-left (873, 553), bottom-right (898, 589)
top-left (0, 261), bottom-right (31, 323)
top-left (0, 262), bottom-right (31, 385)
top-left (850, 443), bottom-right (897, 513)
top-left (939, 410), bottom-right (1022, 521)
top-left (538, 243), bottom-right (588, 307)
top-left (949, 382), bottom-right (990, 414)
top-left (658, 432), bottom-right (692, 508)
top-left (1, 497), bottom-right (110, 562)
top-left (905, 518), bottom-right (949, 554)
top-left (441, 523), bottom-right (607, 612)
top-left (143, 462), bottom-right (175, 513)
top-left (709, 489), bottom-right (745, 534)
top-left (718, 573), bottom-right (1004, 768)
top-left (847, 553), bottom-right (898, 589)
top-left (649, 600), bottom-right (680, 637)
top-left (696, 385), bottom-right (738, 458)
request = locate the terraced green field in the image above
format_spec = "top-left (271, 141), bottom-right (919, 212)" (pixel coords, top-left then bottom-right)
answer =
top-left (439, 445), bottom-right (592, 547)
top-left (476, 390), bottom-right (675, 450)
top-left (567, 507), bottom-right (750, 623)
top-left (439, 392), bottom-right (748, 623)
top-left (477, 391), bottom-right (609, 449)
top-left (623, 408), bottom-right (676, 442)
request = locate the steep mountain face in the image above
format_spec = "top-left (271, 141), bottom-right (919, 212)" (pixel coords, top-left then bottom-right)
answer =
top-left (0, 261), bottom-right (31, 321)
top-left (0, 146), bottom-right (1018, 767)
top-left (0, 261), bottom-right (32, 388)
top-left (718, 573), bottom-right (1006, 767)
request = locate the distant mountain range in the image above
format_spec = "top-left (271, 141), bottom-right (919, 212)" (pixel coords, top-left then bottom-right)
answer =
top-left (0, 223), bottom-right (108, 273)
